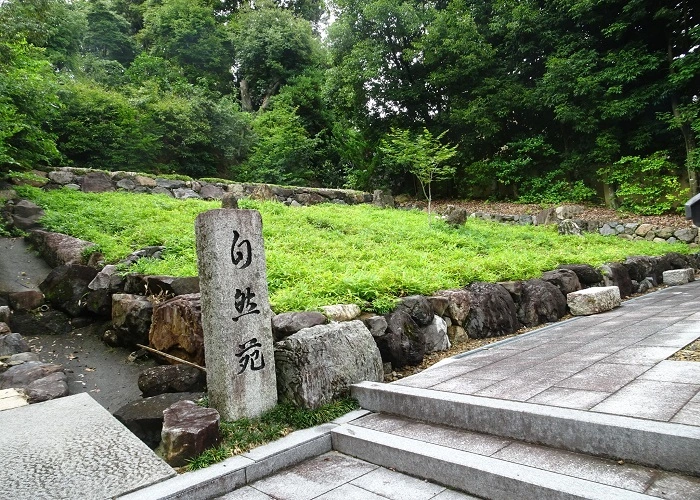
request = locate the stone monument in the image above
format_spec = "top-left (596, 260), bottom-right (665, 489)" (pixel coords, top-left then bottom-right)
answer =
top-left (195, 209), bottom-right (277, 420)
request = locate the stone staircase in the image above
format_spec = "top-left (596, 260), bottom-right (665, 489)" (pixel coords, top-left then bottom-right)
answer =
top-left (330, 381), bottom-right (700, 499)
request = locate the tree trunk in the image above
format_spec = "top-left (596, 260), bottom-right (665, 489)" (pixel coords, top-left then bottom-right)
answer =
top-left (260, 80), bottom-right (281, 112)
top-left (240, 79), bottom-right (254, 112)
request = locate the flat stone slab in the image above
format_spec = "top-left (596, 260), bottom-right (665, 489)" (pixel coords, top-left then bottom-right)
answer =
top-left (662, 268), bottom-right (695, 286)
top-left (0, 388), bottom-right (28, 411)
top-left (567, 286), bottom-right (620, 316)
top-left (0, 393), bottom-right (175, 499)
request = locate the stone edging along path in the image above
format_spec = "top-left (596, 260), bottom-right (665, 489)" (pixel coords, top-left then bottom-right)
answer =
top-left (4, 166), bottom-right (699, 245)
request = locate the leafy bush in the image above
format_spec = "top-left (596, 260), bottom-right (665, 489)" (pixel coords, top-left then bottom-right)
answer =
top-left (597, 152), bottom-right (688, 215)
top-left (517, 170), bottom-right (597, 205)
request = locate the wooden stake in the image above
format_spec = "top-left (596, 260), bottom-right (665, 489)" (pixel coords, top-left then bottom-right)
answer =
top-left (135, 344), bottom-right (207, 373)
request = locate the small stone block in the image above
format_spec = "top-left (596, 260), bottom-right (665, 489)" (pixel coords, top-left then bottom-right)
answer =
top-left (662, 268), bottom-right (695, 286)
top-left (566, 286), bottom-right (620, 316)
top-left (158, 400), bottom-right (220, 468)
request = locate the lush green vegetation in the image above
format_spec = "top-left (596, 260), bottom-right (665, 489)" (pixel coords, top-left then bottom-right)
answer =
top-left (186, 398), bottom-right (359, 470)
top-left (17, 186), bottom-right (689, 313)
top-left (1, 0), bottom-right (698, 212)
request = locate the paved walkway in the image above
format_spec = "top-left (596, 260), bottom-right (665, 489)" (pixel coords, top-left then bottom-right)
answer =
top-left (396, 281), bottom-right (700, 425)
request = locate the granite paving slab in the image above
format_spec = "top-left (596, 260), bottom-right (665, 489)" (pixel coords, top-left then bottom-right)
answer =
top-left (0, 393), bottom-right (175, 500)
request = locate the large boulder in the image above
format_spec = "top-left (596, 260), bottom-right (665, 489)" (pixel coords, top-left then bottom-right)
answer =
top-left (0, 332), bottom-right (30, 356)
top-left (275, 320), bottom-right (383, 409)
top-left (5, 199), bottom-right (44, 230)
top-left (435, 289), bottom-right (472, 327)
top-left (111, 294), bottom-right (154, 347)
top-left (149, 294), bottom-right (204, 366)
top-left (113, 392), bottom-right (205, 448)
top-left (377, 309), bottom-right (425, 369)
top-left (464, 282), bottom-right (520, 339)
top-left (25, 371), bottom-right (69, 403)
top-left (138, 365), bottom-right (207, 397)
top-left (443, 205), bottom-right (468, 227)
top-left (81, 171), bottom-right (114, 192)
top-left (272, 311), bottom-right (327, 341)
top-left (601, 262), bottom-right (634, 298)
top-left (26, 230), bottom-right (96, 268)
top-left (541, 269), bottom-right (582, 296)
top-left (157, 401), bottom-right (220, 467)
top-left (557, 264), bottom-right (603, 286)
top-left (517, 279), bottom-right (567, 327)
top-left (39, 265), bottom-right (98, 317)
top-left (397, 295), bottom-right (434, 327)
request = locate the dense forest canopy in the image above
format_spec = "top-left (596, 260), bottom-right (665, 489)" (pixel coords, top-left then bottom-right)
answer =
top-left (1, 0), bottom-right (698, 212)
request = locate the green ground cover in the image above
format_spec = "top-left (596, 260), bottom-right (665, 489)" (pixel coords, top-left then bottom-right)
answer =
top-left (16, 186), bottom-right (688, 313)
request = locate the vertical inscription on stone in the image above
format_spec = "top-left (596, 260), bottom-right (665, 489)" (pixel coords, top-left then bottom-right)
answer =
top-left (195, 209), bottom-right (276, 420)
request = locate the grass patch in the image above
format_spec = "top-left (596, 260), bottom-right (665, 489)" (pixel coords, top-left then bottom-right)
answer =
top-left (16, 186), bottom-right (689, 313)
top-left (186, 398), bottom-right (359, 470)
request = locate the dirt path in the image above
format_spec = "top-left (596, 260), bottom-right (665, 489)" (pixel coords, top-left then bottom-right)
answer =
top-left (1, 236), bottom-right (155, 413)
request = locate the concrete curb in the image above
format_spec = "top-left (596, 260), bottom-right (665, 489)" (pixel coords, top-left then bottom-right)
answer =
top-left (116, 409), bottom-right (370, 499)
top-left (351, 382), bottom-right (700, 475)
top-left (331, 425), bottom-right (655, 500)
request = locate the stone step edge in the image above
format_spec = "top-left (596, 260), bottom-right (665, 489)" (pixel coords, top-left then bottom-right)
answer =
top-left (351, 381), bottom-right (700, 476)
top-left (116, 409), bottom-right (370, 500)
top-left (331, 424), bottom-right (655, 500)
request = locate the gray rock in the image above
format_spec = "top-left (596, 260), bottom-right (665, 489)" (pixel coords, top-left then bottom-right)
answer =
top-left (447, 325), bottom-right (468, 343)
top-left (8, 352), bottom-right (40, 363)
top-left (362, 315), bottom-right (388, 337)
top-left (623, 256), bottom-right (656, 283)
top-left (25, 371), bottom-right (68, 403)
top-left (48, 170), bottom-right (75, 185)
top-left (443, 205), bottom-right (468, 226)
top-left (637, 277), bottom-right (654, 293)
top-left (423, 315), bottom-right (450, 352)
top-left (155, 178), bottom-right (186, 189)
top-left (435, 289), bottom-right (471, 326)
top-left (138, 365), bottom-right (207, 397)
top-left (65, 183), bottom-right (80, 190)
top-left (8, 291), bottom-right (44, 311)
top-left (674, 227), bottom-right (698, 243)
top-left (517, 279), bottom-right (567, 327)
top-left (372, 190), bottom-right (395, 208)
top-left (144, 275), bottom-right (200, 297)
top-left (557, 219), bottom-right (582, 236)
top-left (113, 392), bottom-right (205, 448)
top-left (0, 306), bottom-right (10, 323)
top-left (172, 188), bottom-right (201, 200)
top-left (656, 226), bottom-right (675, 239)
top-left (427, 296), bottom-right (449, 316)
top-left (0, 361), bottom-right (64, 389)
top-left (271, 311), bottom-right (327, 341)
top-left (601, 262), bottom-right (634, 298)
top-left (555, 205), bottom-right (584, 220)
top-left (599, 224), bottom-right (617, 236)
top-left (8, 200), bottom-right (44, 229)
top-left (81, 172), bottom-right (115, 192)
top-left (321, 303), bottom-right (361, 322)
top-left (534, 207), bottom-right (557, 225)
top-left (567, 286), bottom-right (621, 316)
top-left (199, 184), bottom-right (225, 200)
top-left (465, 282), bottom-right (520, 338)
top-left (149, 293), bottom-right (204, 366)
top-left (275, 320), bottom-right (383, 408)
top-left (497, 281), bottom-right (523, 303)
top-left (635, 224), bottom-right (656, 237)
top-left (662, 268), bottom-right (695, 286)
top-left (39, 265), bottom-right (98, 317)
top-left (541, 269), bottom-right (582, 296)
top-left (557, 264), bottom-right (603, 285)
top-left (10, 309), bottom-right (72, 336)
top-left (158, 400), bottom-right (220, 467)
top-left (398, 295), bottom-right (434, 327)
top-left (221, 193), bottom-right (239, 208)
top-left (116, 178), bottom-right (136, 190)
top-left (0, 333), bottom-right (30, 356)
top-left (151, 187), bottom-right (174, 197)
top-left (111, 294), bottom-right (154, 347)
top-left (25, 230), bottom-right (96, 267)
top-left (0, 322), bottom-right (11, 334)
top-left (378, 309), bottom-right (425, 369)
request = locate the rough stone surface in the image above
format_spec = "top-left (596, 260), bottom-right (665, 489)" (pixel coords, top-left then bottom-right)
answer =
top-left (378, 309), bottom-right (425, 369)
top-left (498, 281), bottom-right (523, 303)
top-left (149, 293), bottom-right (204, 366)
top-left (111, 293), bottom-right (154, 347)
top-left (7, 291), bottom-right (44, 312)
top-left (662, 268), bottom-right (695, 286)
top-left (0, 306), bottom-right (10, 324)
top-left (623, 256), bottom-right (656, 283)
top-left (557, 219), bottom-right (582, 236)
top-left (601, 262), bottom-right (634, 298)
top-left (272, 311), bottom-right (327, 341)
top-left (0, 361), bottom-right (64, 390)
top-left (422, 315), bottom-right (450, 352)
top-left (199, 184), bottom-right (225, 200)
top-left (25, 371), bottom-right (69, 403)
top-left (6, 200), bottom-right (44, 230)
top-left (321, 304), bottom-right (362, 322)
top-left (541, 269), bottom-right (582, 296)
top-left (39, 265), bottom-right (98, 317)
top-left (517, 279), bottom-right (567, 327)
top-left (372, 190), bottom-right (395, 208)
top-left (113, 392), bottom-right (205, 448)
top-left (138, 365), bottom-right (207, 397)
top-left (436, 289), bottom-right (472, 327)
top-left (157, 400), bottom-right (220, 467)
top-left (0, 322), bottom-right (10, 334)
top-left (10, 307), bottom-right (72, 335)
top-left (557, 264), bottom-right (604, 286)
top-left (0, 333), bottom-right (30, 356)
top-left (144, 275), bottom-right (200, 297)
top-left (465, 282), bottom-right (520, 339)
top-left (567, 286), bottom-right (621, 316)
top-left (674, 227), bottom-right (698, 243)
top-left (555, 205), bottom-right (584, 220)
top-left (398, 295), bottom-right (435, 327)
top-left (534, 207), bottom-right (557, 225)
top-left (195, 209), bottom-right (277, 421)
top-left (81, 172), bottom-right (115, 192)
top-left (443, 205), bottom-right (468, 226)
top-left (427, 296), bottom-right (449, 316)
top-left (635, 223), bottom-right (655, 237)
top-left (25, 230), bottom-right (96, 268)
top-left (275, 320), bottom-right (383, 408)
top-left (221, 192), bottom-right (239, 208)
top-left (48, 170), bottom-right (75, 185)
top-left (363, 315), bottom-right (388, 337)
